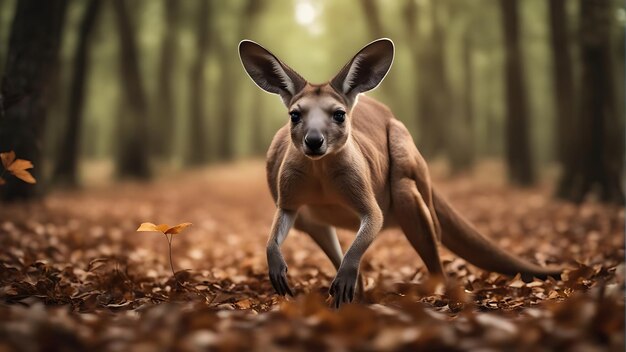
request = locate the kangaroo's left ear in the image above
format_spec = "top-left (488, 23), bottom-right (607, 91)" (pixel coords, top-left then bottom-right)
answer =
top-left (239, 40), bottom-right (307, 106)
top-left (330, 38), bottom-right (394, 104)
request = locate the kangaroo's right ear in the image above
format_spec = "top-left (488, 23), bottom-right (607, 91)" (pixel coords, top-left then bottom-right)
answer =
top-left (330, 38), bottom-right (394, 105)
top-left (239, 40), bottom-right (307, 106)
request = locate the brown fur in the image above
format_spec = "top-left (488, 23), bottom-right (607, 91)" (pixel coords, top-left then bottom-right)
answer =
top-left (240, 39), bottom-right (562, 308)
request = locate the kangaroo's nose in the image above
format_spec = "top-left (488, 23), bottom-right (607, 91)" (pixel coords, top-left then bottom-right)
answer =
top-left (304, 132), bottom-right (324, 150)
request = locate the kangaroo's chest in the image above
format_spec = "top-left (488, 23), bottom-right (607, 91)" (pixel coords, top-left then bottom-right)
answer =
top-left (283, 172), bottom-right (362, 230)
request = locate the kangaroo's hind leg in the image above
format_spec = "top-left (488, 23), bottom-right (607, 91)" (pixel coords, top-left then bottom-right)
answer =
top-left (388, 120), bottom-right (445, 277)
top-left (294, 211), bottom-right (365, 297)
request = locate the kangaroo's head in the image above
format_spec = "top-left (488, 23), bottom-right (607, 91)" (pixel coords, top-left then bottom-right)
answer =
top-left (239, 39), bottom-right (394, 159)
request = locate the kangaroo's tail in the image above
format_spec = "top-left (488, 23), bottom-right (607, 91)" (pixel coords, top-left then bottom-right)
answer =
top-left (433, 189), bottom-right (562, 281)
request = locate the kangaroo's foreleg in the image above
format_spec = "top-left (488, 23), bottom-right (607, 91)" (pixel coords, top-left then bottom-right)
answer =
top-left (329, 189), bottom-right (383, 307)
top-left (294, 212), bottom-right (366, 297)
top-left (267, 208), bottom-right (297, 296)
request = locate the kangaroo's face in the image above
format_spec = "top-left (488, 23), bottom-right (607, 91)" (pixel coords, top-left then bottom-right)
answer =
top-left (239, 39), bottom-right (394, 160)
top-left (286, 84), bottom-right (350, 158)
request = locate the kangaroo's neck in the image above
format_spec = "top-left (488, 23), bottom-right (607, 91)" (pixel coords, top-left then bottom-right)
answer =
top-left (293, 135), bottom-right (358, 177)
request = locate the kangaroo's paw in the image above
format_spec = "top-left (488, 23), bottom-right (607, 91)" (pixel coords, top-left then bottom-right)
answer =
top-left (329, 266), bottom-right (358, 308)
top-left (267, 247), bottom-right (293, 296)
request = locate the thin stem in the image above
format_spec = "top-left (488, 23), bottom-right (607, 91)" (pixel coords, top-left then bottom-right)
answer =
top-left (164, 233), bottom-right (179, 287)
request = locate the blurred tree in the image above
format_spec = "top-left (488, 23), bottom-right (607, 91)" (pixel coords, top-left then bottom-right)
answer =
top-left (449, 30), bottom-right (475, 173)
top-left (0, 0), bottom-right (5, 76)
top-left (402, 0), bottom-right (451, 158)
top-left (53, 0), bottom-right (102, 186)
top-left (112, 0), bottom-right (151, 178)
top-left (500, 0), bottom-right (535, 185)
top-left (360, 0), bottom-right (384, 38)
top-left (557, 0), bottom-right (624, 203)
top-left (250, 89), bottom-right (266, 154)
top-left (215, 0), bottom-right (265, 160)
top-left (548, 0), bottom-right (575, 168)
top-left (154, 0), bottom-right (180, 159)
top-left (428, 0), bottom-right (453, 157)
top-left (187, 0), bottom-right (210, 165)
top-left (402, 0), bottom-right (430, 145)
top-left (359, 0), bottom-right (399, 121)
top-left (0, 0), bottom-right (67, 200)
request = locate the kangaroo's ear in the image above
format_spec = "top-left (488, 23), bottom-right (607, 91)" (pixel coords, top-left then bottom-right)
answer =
top-left (330, 38), bottom-right (394, 104)
top-left (239, 40), bottom-right (307, 106)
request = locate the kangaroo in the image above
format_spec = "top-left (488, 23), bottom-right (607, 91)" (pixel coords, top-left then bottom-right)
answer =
top-left (238, 38), bottom-right (562, 308)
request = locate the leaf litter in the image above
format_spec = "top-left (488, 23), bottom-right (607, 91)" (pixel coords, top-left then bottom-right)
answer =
top-left (0, 161), bottom-right (623, 351)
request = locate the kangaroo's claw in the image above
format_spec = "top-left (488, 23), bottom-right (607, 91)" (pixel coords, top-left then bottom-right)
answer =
top-left (329, 266), bottom-right (357, 308)
top-left (267, 247), bottom-right (293, 296)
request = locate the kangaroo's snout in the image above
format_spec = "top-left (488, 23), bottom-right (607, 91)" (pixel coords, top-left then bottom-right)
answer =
top-left (304, 132), bottom-right (324, 150)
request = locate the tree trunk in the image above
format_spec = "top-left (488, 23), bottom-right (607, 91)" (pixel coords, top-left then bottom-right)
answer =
top-left (215, 0), bottom-right (265, 160)
top-left (112, 0), bottom-right (151, 179)
top-left (360, 0), bottom-right (384, 39)
top-left (548, 0), bottom-right (575, 167)
top-left (402, 0), bottom-right (451, 158)
top-left (0, 0), bottom-right (67, 201)
top-left (187, 0), bottom-right (210, 165)
top-left (499, 0), bottom-right (535, 186)
top-left (154, 0), bottom-right (180, 159)
top-left (359, 0), bottom-right (399, 118)
top-left (402, 0), bottom-right (439, 157)
top-left (450, 32), bottom-right (475, 173)
top-left (0, 0), bottom-right (6, 76)
top-left (53, 0), bottom-right (101, 186)
top-left (429, 0), bottom-right (452, 157)
top-left (557, 0), bottom-right (624, 203)
top-left (250, 91), bottom-right (266, 155)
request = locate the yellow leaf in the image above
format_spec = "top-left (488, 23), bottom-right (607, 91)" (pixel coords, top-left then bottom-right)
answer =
top-left (165, 222), bottom-right (192, 235)
top-left (0, 177), bottom-right (5, 185)
top-left (0, 151), bottom-right (15, 169)
top-left (156, 224), bottom-right (170, 233)
top-left (137, 222), bottom-right (161, 232)
top-left (11, 169), bottom-right (36, 184)
top-left (8, 159), bottom-right (33, 172)
top-left (0, 152), bottom-right (36, 184)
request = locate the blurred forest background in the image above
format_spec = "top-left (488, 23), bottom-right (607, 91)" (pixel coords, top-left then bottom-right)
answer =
top-left (0, 0), bottom-right (623, 203)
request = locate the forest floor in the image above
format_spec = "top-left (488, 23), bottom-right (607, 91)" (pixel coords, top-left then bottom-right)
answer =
top-left (0, 160), bottom-right (623, 351)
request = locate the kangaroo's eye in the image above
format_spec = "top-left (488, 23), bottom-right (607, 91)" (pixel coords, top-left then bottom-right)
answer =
top-left (289, 111), bottom-right (301, 124)
top-left (332, 110), bottom-right (346, 123)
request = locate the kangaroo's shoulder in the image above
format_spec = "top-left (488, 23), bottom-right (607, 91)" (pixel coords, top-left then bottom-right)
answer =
top-left (352, 95), bottom-right (394, 122)
top-left (266, 125), bottom-right (291, 202)
top-left (350, 94), bottom-right (396, 150)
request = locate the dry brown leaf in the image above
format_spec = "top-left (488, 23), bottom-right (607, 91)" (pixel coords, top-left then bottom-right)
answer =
top-left (137, 222), bottom-right (192, 235)
top-left (0, 150), bottom-right (36, 184)
top-left (11, 169), bottom-right (36, 184)
top-left (165, 222), bottom-right (193, 235)
top-left (136, 222), bottom-right (161, 232)
top-left (0, 162), bottom-right (622, 351)
top-left (1, 150), bottom-right (15, 169)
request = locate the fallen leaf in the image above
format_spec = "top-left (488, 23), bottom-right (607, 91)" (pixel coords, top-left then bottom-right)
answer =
top-left (165, 222), bottom-right (193, 235)
top-left (1, 151), bottom-right (15, 169)
top-left (0, 150), bottom-right (36, 184)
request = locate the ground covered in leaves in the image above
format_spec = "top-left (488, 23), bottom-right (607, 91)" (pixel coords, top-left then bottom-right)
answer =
top-left (0, 161), bottom-right (623, 351)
